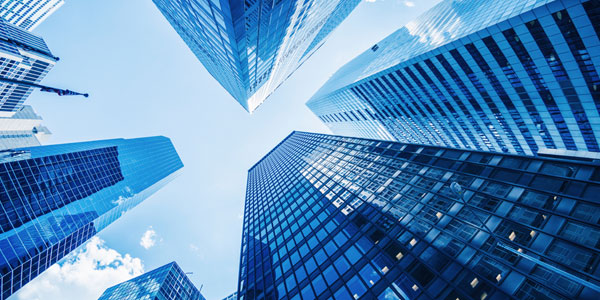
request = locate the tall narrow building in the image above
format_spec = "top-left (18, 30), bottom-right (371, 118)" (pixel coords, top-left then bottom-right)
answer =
top-left (0, 0), bottom-right (64, 31)
top-left (0, 105), bottom-right (50, 150)
top-left (308, 0), bottom-right (600, 156)
top-left (152, 0), bottom-right (361, 112)
top-left (240, 131), bottom-right (600, 300)
top-left (0, 20), bottom-right (57, 116)
top-left (0, 136), bottom-right (183, 299)
top-left (98, 261), bottom-right (204, 300)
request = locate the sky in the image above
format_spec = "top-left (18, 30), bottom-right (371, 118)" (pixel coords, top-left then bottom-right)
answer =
top-left (10, 0), bottom-right (440, 299)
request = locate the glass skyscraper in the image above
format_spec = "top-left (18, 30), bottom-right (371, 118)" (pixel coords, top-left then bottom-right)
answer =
top-left (0, 19), bottom-right (57, 116)
top-left (152, 0), bottom-right (361, 112)
top-left (98, 261), bottom-right (205, 300)
top-left (239, 131), bottom-right (600, 300)
top-left (0, 105), bottom-right (50, 150)
top-left (0, 136), bottom-right (183, 299)
top-left (308, 0), bottom-right (600, 156)
top-left (0, 0), bottom-right (64, 31)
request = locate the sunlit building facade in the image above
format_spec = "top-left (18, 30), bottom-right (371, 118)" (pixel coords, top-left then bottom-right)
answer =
top-left (98, 261), bottom-right (205, 300)
top-left (0, 105), bottom-right (50, 150)
top-left (0, 20), bottom-right (56, 116)
top-left (0, 0), bottom-right (64, 31)
top-left (239, 131), bottom-right (600, 300)
top-left (152, 0), bottom-right (361, 112)
top-left (0, 136), bottom-right (183, 299)
top-left (308, 0), bottom-right (600, 156)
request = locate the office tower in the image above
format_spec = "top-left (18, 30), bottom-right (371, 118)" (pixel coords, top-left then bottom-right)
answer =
top-left (0, 105), bottom-right (50, 150)
top-left (98, 261), bottom-right (204, 300)
top-left (222, 292), bottom-right (237, 300)
top-left (0, 20), bottom-right (57, 116)
top-left (239, 131), bottom-right (600, 300)
top-left (0, 0), bottom-right (64, 31)
top-left (152, 0), bottom-right (361, 112)
top-left (0, 136), bottom-right (183, 299)
top-left (308, 0), bottom-right (600, 156)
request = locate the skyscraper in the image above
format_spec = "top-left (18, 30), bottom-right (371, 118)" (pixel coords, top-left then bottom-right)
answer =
top-left (152, 0), bottom-right (361, 112)
top-left (0, 0), bottom-right (64, 31)
top-left (0, 20), bottom-right (57, 116)
top-left (239, 131), bottom-right (600, 300)
top-left (0, 105), bottom-right (50, 150)
top-left (98, 261), bottom-right (205, 300)
top-left (308, 0), bottom-right (600, 156)
top-left (0, 136), bottom-right (183, 299)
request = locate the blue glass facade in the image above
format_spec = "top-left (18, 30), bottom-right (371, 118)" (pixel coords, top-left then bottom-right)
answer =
top-left (98, 261), bottom-right (205, 300)
top-left (0, 136), bottom-right (183, 299)
top-left (239, 131), bottom-right (600, 300)
top-left (0, 0), bottom-right (64, 31)
top-left (0, 19), bottom-right (56, 115)
top-left (151, 0), bottom-right (361, 112)
top-left (308, 0), bottom-right (600, 156)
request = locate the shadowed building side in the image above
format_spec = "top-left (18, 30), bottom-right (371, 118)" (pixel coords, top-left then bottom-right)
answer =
top-left (239, 131), bottom-right (600, 300)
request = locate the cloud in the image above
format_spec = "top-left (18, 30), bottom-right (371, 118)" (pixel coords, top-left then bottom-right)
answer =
top-left (365, 0), bottom-right (377, 2)
top-left (189, 243), bottom-right (206, 260)
top-left (112, 186), bottom-right (134, 206)
top-left (112, 195), bottom-right (128, 206)
top-left (140, 227), bottom-right (158, 250)
top-left (189, 243), bottom-right (200, 252)
top-left (14, 237), bottom-right (144, 300)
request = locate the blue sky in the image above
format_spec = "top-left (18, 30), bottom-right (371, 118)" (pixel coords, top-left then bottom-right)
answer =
top-left (10, 0), bottom-right (440, 299)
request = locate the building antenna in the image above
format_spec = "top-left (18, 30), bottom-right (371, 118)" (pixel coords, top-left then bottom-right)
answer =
top-left (0, 76), bottom-right (89, 98)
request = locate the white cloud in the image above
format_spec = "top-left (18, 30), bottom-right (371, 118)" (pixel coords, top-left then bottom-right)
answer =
top-left (14, 237), bottom-right (144, 300)
top-left (189, 243), bottom-right (206, 260)
top-left (140, 227), bottom-right (158, 250)
top-left (189, 243), bottom-right (200, 252)
top-left (112, 195), bottom-right (128, 206)
top-left (365, 0), bottom-right (377, 2)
